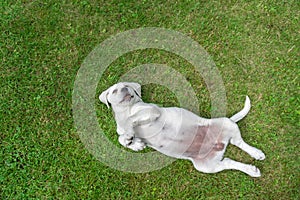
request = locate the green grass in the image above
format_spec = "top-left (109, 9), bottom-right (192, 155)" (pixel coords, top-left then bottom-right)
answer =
top-left (1, 0), bottom-right (299, 199)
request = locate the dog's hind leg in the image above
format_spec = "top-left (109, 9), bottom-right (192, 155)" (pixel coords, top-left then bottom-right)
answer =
top-left (231, 139), bottom-right (265, 160)
top-left (229, 130), bottom-right (266, 161)
top-left (192, 157), bottom-right (262, 177)
top-left (219, 119), bottom-right (265, 161)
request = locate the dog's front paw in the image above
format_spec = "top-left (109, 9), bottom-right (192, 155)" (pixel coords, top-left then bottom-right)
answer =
top-left (127, 138), bottom-right (146, 151)
top-left (118, 135), bottom-right (134, 147)
top-left (118, 136), bottom-right (146, 151)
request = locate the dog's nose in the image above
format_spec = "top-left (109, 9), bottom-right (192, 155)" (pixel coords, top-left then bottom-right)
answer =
top-left (121, 87), bottom-right (128, 93)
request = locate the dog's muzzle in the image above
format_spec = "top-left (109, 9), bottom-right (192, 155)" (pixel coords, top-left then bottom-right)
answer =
top-left (120, 87), bottom-right (134, 103)
top-left (122, 93), bottom-right (133, 102)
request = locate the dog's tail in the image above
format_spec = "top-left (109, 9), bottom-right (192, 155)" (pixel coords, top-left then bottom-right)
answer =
top-left (230, 96), bottom-right (251, 122)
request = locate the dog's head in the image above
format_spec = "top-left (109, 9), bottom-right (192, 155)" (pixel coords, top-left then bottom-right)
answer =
top-left (99, 82), bottom-right (142, 109)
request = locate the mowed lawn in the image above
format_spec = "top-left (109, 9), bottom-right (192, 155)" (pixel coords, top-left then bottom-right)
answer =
top-left (1, 0), bottom-right (299, 199)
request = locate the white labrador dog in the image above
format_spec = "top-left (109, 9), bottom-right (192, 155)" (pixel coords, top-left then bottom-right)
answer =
top-left (100, 82), bottom-right (265, 177)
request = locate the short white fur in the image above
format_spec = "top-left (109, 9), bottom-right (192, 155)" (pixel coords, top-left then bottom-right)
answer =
top-left (100, 82), bottom-right (265, 177)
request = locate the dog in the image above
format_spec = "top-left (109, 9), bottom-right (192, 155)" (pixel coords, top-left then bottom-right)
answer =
top-left (99, 82), bottom-right (265, 177)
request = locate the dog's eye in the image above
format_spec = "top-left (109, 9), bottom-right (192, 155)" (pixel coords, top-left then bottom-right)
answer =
top-left (112, 89), bottom-right (118, 94)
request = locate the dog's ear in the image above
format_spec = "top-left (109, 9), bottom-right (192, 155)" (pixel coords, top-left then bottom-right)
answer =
top-left (125, 82), bottom-right (141, 97)
top-left (99, 89), bottom-right (111, 108)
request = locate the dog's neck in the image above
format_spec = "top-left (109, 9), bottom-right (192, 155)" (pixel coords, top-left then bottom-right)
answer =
top-left (112, 101), bottom-right (144, 126)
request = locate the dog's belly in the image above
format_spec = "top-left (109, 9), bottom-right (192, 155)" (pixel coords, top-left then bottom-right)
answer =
top-left (144, 124), bottom-right (225, 160)
top-left (135, 107), bottom-right (226, 159)
top-left (181, 125), bottom-right (225, 159)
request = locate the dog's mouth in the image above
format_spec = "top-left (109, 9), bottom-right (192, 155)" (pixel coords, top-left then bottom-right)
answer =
top-left (120, 93), bottom-right (134, 103)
